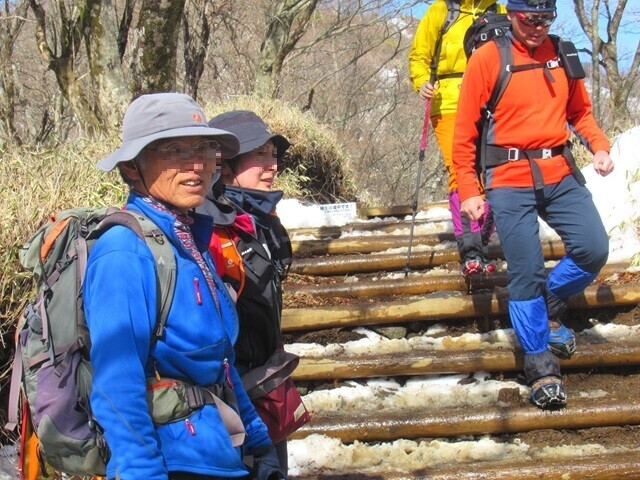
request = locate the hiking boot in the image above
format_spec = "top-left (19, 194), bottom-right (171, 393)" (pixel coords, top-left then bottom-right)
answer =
top-left (481, 257), bottom-right (497, 274)
top-left (530, 376), bottom-right (567, 409)
top-left (548, 319), bottom-right (576, 358)
top-left (462, 255), bottom-right (484, 277)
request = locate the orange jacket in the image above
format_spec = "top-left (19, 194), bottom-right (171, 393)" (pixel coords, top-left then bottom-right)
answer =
top-left (453, 35), bottom-right (610, 202)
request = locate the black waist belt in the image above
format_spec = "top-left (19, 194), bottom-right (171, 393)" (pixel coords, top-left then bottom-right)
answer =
top-left (484, 144), bottom-right (565, 167)
top-left (481, 142), bottom-right (585, 191)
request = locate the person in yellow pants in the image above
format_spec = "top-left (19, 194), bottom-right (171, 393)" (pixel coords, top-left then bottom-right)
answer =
top-left (409, 0), bottom-right (505, 276)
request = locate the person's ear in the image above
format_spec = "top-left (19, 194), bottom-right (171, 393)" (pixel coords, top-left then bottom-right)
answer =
top-left (221, 160), bottom-right (234, 178)
top-left (120, 160), bottom-right (142, 181)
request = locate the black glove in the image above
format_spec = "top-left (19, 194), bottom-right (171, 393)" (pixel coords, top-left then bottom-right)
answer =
top-left (250, 445), bottom-right (286, 480)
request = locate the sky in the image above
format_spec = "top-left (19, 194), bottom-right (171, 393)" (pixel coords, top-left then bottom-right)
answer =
top-left (409, 0), bottom-right (639, 71)
top-left (1, 126), bottom-right (639, 478)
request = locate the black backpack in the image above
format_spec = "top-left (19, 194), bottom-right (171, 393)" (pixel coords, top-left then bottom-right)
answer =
top-left (463, 11), bottom-right (512, 59)
top-left (429, 0), bottom-right (498, 83)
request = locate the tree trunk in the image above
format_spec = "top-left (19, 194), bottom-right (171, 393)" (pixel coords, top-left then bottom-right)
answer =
top-left (86, 0), bottom-right (130, 127)
top-left (129, 0), bottom-right (186, 96)
top-left (573, 0), bottom-right (638, 131)
top-left (28, 0), bottom-right (104, 136)
top-left (183, 0), bottom-right (215, 100)
top-left (0, 0), bottom-right (28, 146)
top-left (255, 0), bottom-right (319, 99)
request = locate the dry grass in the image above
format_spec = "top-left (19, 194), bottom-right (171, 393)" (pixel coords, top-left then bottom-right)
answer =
top-left (0, 137), bottom-right (126, 438)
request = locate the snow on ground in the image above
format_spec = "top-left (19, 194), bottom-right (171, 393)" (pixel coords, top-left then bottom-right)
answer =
top-left (0, 446), bottom-right (16, 480)
top-left (278, 126), bottom-right (640, 476)
top-left (288, 434), bottom-right (640, 477)
top-left (287, 321), bottom-right (640, 360)
top-left (1, 128), bottom-right (638, 477)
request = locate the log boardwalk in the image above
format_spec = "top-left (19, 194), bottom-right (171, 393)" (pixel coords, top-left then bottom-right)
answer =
top-left (283, 204), bottom-right (640, 479)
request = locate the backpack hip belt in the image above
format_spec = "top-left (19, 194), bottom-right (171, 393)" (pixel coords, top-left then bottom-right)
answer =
top-left (483, 142), bottom-right (585, 190)
top-left (146, 377), bottom-right (246, 447)
top-left (484, 144), bottom-right (565, 164)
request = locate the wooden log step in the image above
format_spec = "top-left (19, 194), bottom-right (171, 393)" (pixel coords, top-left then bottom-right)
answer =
top-left (291, 232), bottom-right (454, 256)
top-left (290, 240), bottom-right (566, 276)
top-left (289, 449), bottom-right (640, 480)
top-left (292, 339), bottom-right (640, 381)
top-left (281, 283), bottom-right (640, 332)
top-left (286, 263), bottom-right (627, 299)
top-left (420, 451), bottom-right (640, 480)
top-left (290, 392), bottom-right (640, 443)
top-left (358, 201), bottom-right (449, 218)
top-left (289, 217), bottom-right (450, 239)
top-left (287, 271), bottom-right (508, 298)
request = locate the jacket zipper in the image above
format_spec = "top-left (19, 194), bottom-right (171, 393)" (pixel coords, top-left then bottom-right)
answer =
top-left (193, 277), bottom-right (203, 305)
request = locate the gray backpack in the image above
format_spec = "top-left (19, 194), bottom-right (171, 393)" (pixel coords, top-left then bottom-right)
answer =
top-left (5, 206), bottom-right (176, 477)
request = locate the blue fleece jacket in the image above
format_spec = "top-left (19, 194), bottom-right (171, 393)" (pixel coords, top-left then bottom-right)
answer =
top-left (83, 192), bottom-right (271, 480)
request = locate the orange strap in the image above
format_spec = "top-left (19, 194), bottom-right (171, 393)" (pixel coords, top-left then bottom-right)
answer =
top-left (216, 227), bottom-right (245, 296)
top-left (18, 396), bottom-right (41, 480)
top-left (40, 217), bottom-right (71, 261)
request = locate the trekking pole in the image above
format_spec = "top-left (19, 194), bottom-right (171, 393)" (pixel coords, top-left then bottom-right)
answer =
top-left (404, 98), bottom-right (431, 278)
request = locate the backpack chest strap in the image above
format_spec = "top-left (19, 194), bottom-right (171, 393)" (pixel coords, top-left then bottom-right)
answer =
top-left (507, 59), bottom-right (560, 83)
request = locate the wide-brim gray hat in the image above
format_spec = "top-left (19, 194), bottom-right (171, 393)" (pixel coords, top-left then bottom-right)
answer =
top-left (207, 110), bottom-right (291, 159)
top-left (97, 93), bottom-right (240, 172)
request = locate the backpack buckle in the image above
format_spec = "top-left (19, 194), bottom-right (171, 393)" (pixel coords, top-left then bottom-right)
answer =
top-left (541, 148), bottom-right (552, 159)
top-left (546, 59), bottom-right (561, 69)
top-left (508, 148), bottom-right (520, 161)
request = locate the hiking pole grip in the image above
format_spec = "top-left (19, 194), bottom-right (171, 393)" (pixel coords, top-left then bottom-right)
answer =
top-left (405, 99), bottom-right (431, 277)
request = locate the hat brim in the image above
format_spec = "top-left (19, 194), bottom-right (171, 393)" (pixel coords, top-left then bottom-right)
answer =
top-left (97, 126), bottom-right (240, 172)
top-left (236, 133), bottom-right (291, 159)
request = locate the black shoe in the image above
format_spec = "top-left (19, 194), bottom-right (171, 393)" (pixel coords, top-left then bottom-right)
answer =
top-left (530, 377), bottom-right (567, 409)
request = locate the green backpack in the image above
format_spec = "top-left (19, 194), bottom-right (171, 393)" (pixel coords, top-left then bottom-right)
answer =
top-left (6, 206), bottom-right (176, 477)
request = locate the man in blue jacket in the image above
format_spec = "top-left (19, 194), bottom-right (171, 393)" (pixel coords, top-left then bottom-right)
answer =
top-left (84, 93), bottom-right (286, 480)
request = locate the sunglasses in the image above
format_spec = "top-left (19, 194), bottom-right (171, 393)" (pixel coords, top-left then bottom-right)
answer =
top-left (148, 139), bottom-right (221, 161)
top-left (514, 11), bottom-right (556, 27)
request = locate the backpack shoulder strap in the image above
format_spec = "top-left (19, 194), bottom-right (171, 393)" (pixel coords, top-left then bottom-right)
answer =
top-left (93, 211), bottom-right (177, 345)
top-left (478, 34), bottom-right (513, 175)
top-left (442, 0), bottom-right (461, 31)
top-left (485, 34), bottom-right (513, 116)
top-left (216, 225), bottom-right (246, 296)
top-left (430, 0), bottom-right (462, 84)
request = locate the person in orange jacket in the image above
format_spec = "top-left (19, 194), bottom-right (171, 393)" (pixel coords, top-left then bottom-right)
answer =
top-left (453, 0), bottom-right (614, 409)
top-left (409, 0), bottom-right (505, 277)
